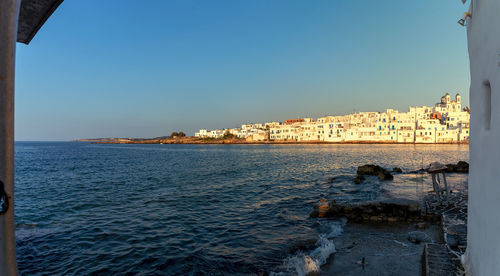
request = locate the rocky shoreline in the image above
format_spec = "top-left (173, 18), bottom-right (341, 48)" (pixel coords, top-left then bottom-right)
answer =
top-left (311, 162), bottom-right (469, 275)
top-left (310, 198), bottom-right (433, 223)
top-left (74, 137), bottom-right (470, 145)
top-left (338, 161), bottom-right (469, 185)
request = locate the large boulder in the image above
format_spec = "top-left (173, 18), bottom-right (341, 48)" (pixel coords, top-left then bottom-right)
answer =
top-left (353, 175), bottom-right (365, 184)
top-left (357, 164), bottom-right (383, 175)
top-left (408, 231), bottom-right (431, 243)
top-left (456, 161), bottom-right (469, 173)
top-left (445, 163), bottom-right (457, 173)
top-left (445, 161), bottom-right (469, 173)
top-left (378, 170), bottom-right (394, 181)
top-left (392, 167), bottom-right (403, 173)
top-left (356, 164), bottom-right (393, 181)
top-left (409, 168), bottom-right (426, 174)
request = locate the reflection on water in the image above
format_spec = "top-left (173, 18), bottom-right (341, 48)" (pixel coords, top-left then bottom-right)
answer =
top-left (14, 142), bottom-right (468, 275)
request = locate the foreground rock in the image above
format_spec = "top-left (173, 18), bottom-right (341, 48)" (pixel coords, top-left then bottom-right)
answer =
top-left (354, 164), bottom-right (393, 183)
top-left (408, 168), bottom-right (426, 174)
top-left (406, 161), bottom-right (468, 174)
top-left (392, 167), bottom-right (403, 173)
top-left (310, 198), bottom-right (426, 223)
top-left (353, 175), bottom-right (365, 184)
top-left (408, 231), bottom-right (432, 243)
top-left (444, 161), bottom-right (469, 173)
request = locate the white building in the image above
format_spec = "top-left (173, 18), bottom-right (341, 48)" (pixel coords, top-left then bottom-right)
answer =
top-left (463, 0), bottom-right (500, 274)
top-left (323, 122), bottom-right (346, 142)
top-left (198, 96), bottom-right (469, 143)
top-left (208, 129), bottom-right (224, 138)
top-left (298, 122), bottom-right (320, 141)
top-left (270, 124), bottom-right (300, 141)
top-left (194, 129), bottom-right (208, 137)
top-left (246, 130), bottom-right (269, 142)
top-left (267, 95), bottom-right (469, 143)
top-left (228, 128), bottom-right (244, 138)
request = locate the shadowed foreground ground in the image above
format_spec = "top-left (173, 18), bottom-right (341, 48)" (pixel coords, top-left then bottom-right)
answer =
top-left (321, 223), bottom-right (441, 275)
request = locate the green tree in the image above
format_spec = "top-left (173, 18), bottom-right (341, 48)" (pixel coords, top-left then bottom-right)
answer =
top-left (222, 130), bottom-right (235, 139)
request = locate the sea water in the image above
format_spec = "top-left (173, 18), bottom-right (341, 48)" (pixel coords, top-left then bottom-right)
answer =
top-left (14, 142), bottom-right (468, 275)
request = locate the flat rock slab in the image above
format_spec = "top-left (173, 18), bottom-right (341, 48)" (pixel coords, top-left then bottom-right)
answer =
top-left (311, 198), bottom-right (424, 223)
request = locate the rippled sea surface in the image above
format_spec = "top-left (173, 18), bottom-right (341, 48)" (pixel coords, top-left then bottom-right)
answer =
top-left (15, 142), bottom-right (468, 275)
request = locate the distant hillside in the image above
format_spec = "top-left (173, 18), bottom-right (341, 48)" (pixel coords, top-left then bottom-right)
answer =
top-left (73, 138), bottom-right (133, 143)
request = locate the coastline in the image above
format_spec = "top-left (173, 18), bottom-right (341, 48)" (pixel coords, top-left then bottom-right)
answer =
top-left (74, 137), bottom-right (469, 145)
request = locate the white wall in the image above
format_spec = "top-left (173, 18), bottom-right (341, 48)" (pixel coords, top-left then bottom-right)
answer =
top-left (466, 0), bottom-right (500, 274)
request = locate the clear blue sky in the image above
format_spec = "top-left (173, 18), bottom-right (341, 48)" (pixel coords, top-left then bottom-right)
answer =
top-left (15, 0), bottom-right (470, 141)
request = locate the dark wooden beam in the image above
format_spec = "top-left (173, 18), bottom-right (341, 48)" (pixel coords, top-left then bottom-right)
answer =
top-left (17, 0), bottom-right (63, 44)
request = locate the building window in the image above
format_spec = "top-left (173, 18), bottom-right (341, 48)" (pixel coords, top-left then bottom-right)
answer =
top-left (484, 80), bottom-right (492, 130)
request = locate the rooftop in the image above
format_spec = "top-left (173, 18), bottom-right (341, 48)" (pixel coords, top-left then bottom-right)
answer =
top-left (17, 0), bottom-right (63, 44)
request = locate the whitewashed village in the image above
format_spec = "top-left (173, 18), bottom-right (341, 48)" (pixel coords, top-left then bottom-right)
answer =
top-left (195, 93), bottom-right (470, 143)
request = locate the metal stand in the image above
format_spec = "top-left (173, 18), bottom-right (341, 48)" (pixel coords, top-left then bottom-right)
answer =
top-left (431, 171), bottom-right (450, 204)
top-left (427, 162), bottom-right (450, 205)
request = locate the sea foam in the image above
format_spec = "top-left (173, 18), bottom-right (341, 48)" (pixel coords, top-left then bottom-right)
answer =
top-left (271, 220), bottom-right (345, 276)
